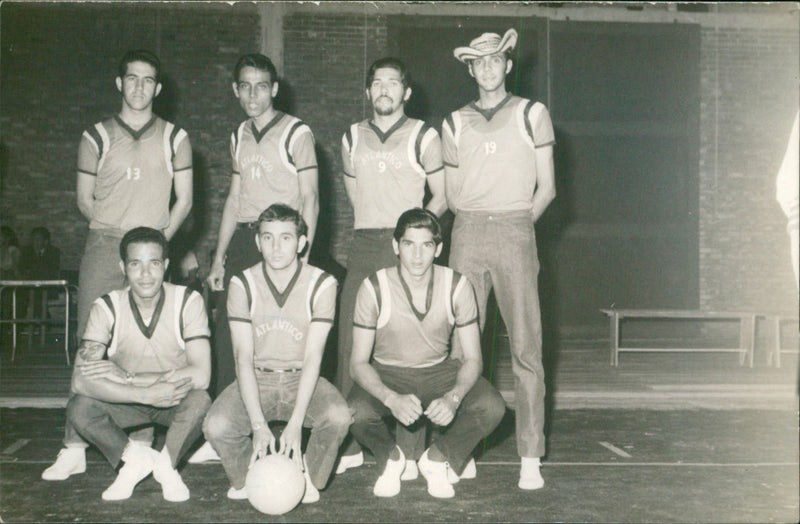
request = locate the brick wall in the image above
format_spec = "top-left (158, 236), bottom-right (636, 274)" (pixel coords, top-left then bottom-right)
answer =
top-left (2, 3), bottom-right (797, 324)
top-left (699, 26), bottom-right (799, 314)
top-left (0, 3), bottom-right (260, 272)
top-left (282, 13), bottom-right (388, 270)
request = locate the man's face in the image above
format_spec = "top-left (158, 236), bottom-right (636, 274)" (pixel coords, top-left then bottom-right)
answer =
top-left (367, 67), bottom-right (411, 117)
top-left (121, 241), bottom-right (168, 300)
top-left (233, 66), bottom-right (278, 119)
top-left (468, 53), bottom-right (512, 93)
top-left (116, 60), bottom-right (161, 112)
top-left (32, 234), bottom-right (48, 253)
top-left (393, 227), bottom-right (442, 278)
top-left (256, 220), bottom-right (306, 272)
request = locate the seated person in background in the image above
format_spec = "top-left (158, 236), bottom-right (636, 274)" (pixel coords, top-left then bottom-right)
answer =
top-left (203, 204), bottom-right (351, 504)
top-left (0, 225), bottom-right (21, 279)
top-left (67, 227), bottom-right (211, 502)
top-left (20, 227), bottom-right (61, 280)
top-left (19, 227), bottom-right (62, 320)
top-left (347, 208), bottom-right (506, 499)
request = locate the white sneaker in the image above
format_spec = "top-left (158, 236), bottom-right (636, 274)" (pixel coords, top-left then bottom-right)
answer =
top-left (151, 448), bottom-right (190, 502)
top-left (335, 451), bottom-right (364, 474)
top-left (101, 442), bottom-right (154, 501)
top-left (301, 456), bottom-right (319, 504)
top-left (227, 486), bottom-right (247, 500)
top-left (519, 457), bottom-right (544, 490)
top-left (41, 447), bottom-right (86, 481)
top-left (187, 441), bottom-right (220, 464)
top-left (401, 459), bottom-right (418, 481)
top-left (418, 448), bottom-right (454, 498)
top-left (446, 457), bottom-right (476, 484)
top-left (372, 446), bottom-right (405, 498)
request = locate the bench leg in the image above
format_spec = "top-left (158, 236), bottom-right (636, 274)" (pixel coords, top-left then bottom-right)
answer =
top-left (609, 313), bottom-right (620, 367)
top-left (773, 316), bottom-right (782, 368)
top-left (739, 315), bottom-right (754, 367)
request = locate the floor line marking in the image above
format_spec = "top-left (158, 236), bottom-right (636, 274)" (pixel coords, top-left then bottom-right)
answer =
top-left (4, 459), bottom-right (797, 467)
top-left (599, 441), bottom-right (632, 458)
top-left (1, 439), bottom-right (30, 455)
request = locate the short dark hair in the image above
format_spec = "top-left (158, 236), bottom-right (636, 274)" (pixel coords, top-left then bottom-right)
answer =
top-left (31, 227), bottom-right (50, 242)
top-left (118, 50), bottom-right (161, 80)
top-left (256, 203), bottom-right (308, 238)
top-left (366, 57), bottom-right (410, 89)
top-left (234, 53), bottom-right (278, 84)
top-left (393, 208), bottom-right (442, 245)
top-left (119, 227), bottom-right (168, 263)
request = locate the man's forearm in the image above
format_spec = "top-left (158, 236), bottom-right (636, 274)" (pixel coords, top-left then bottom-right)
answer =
top-left (164, 194), bottom-right (192, 241)
top-left (214, 194), bottom-right (239, 266)
top-left (352, 361), bottom-right (397, 406)
top-left (449, 358), bottom-right (481, 401)
top-left (301, 193), bottom-right (319, 254)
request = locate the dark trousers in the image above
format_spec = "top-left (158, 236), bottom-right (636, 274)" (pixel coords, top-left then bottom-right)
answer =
top-left (347, 359), bottom-right (506, 476)
top-left (211, 225), bottom-right (261, 397)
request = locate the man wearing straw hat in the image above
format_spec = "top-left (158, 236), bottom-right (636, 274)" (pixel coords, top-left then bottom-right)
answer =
top-left (442, 28), bottom-right (556, 490)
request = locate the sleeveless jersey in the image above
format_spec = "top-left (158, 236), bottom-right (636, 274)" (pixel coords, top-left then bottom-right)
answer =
top-left (77, 115), bottom-right (191, 232)
top-left (353, 265), bottom-right (477, 368)
top-left (231, 112), bottom-right (317, 222)
top-left (442, 94), bottom-right (555, 212)
top-left (341, 116), bottom-right (443, 229)
top-left (227, 261), bottom-right (337, 369)
top-left (82, 282), bottom-right (209, 374)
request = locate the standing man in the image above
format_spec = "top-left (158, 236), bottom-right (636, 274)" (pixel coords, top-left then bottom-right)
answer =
top-left (336, 57), bottom-right (447, 474)
top-left (203, 204), bottom-right (350, 503)
top-left (347, 208), bottom-right (505, 499)
top-left (67, 227), bottom-right (211, 502)
top-left (443, 29), bottom-right (556, 490)
top-left (205, 53), bottom-right (319, 400)
top-left (43, 50), bottom-right (193, 480)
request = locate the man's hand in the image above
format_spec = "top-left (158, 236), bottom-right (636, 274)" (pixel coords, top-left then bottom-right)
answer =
top-left (250, 426), bottom-right (277, 466)
top-left (424, 395), bottom-right (459, 427)
top-left (385, 392), bottom-right (423, 427)
top-left (206, 262), bottom-right (225, 292)
top-left (148, 376), bottom-right (193, 408)
top-left (277, 420), bottom-right (303, 469)
top-left (76, 360), bottom-right (127, 383)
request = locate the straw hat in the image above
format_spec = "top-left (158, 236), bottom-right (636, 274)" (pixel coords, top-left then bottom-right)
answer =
top-left (453, 28), bottom-right (518, 64)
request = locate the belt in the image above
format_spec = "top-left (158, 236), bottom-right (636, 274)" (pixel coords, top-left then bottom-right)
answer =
top-left (237, 221), bottom-right (258, 230)
top-left (255, 366), bottom-right (301, 373)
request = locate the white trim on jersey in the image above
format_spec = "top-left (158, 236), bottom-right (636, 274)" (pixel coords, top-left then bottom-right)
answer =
top-left (231, 122), bottom-right (247, 174)
top-left (516, 100), bottom-right (536, 150)
top-left (406, 120), bottom-right (427, 178)
top-left (347, 122), bottom-right (360, 173)
top-left (305, 268), bottom-right (336, 322)
top-left (284, 120), bottom-right (312, 174)
top-left (375, 269), bottom-right (392, 330)
top-left (277, 116), bottom-right (301, 175)
top-left (442, 267), bottom-right (455, 327)
top-left (104, 291), bottom-right (122, 358)
top-left (94, 123), bottom-right (111, 174)
top-left (171, 285), bottom-right (188, 350)
top-left (241, 270), bottom-right (259, 319)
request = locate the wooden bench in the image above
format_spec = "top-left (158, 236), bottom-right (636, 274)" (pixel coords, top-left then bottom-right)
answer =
top-left (764, 314), bottom-right (799, 368)
top-left (599, 309), bottom-right (757, 367)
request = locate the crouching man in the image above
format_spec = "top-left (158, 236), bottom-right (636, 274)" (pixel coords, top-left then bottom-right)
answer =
top-left (67, 227), bottom-right (211, 502)
top-left (203, 204), bottom-right (351, 503)
top-left (348, 208), bottom-right (506, 499)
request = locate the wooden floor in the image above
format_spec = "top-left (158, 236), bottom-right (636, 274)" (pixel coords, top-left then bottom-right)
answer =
top-left (2, 332), bottom-right (797, 410)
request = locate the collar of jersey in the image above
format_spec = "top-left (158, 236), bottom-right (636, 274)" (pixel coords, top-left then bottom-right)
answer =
top-left (250, 111), bottom-right (285, 143)
top-left (114, 115), bottom-right (157, 141)
top-left (368, 115), bottom-right (408, 144)
top-left (396, 264), bottom-right (434, 321)
top-left (262, 260), bottom-right (303, 308)
top-left (129, 285), bottom-right (166, 339)
top-left (469, 92), bottom-right (513, 122)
